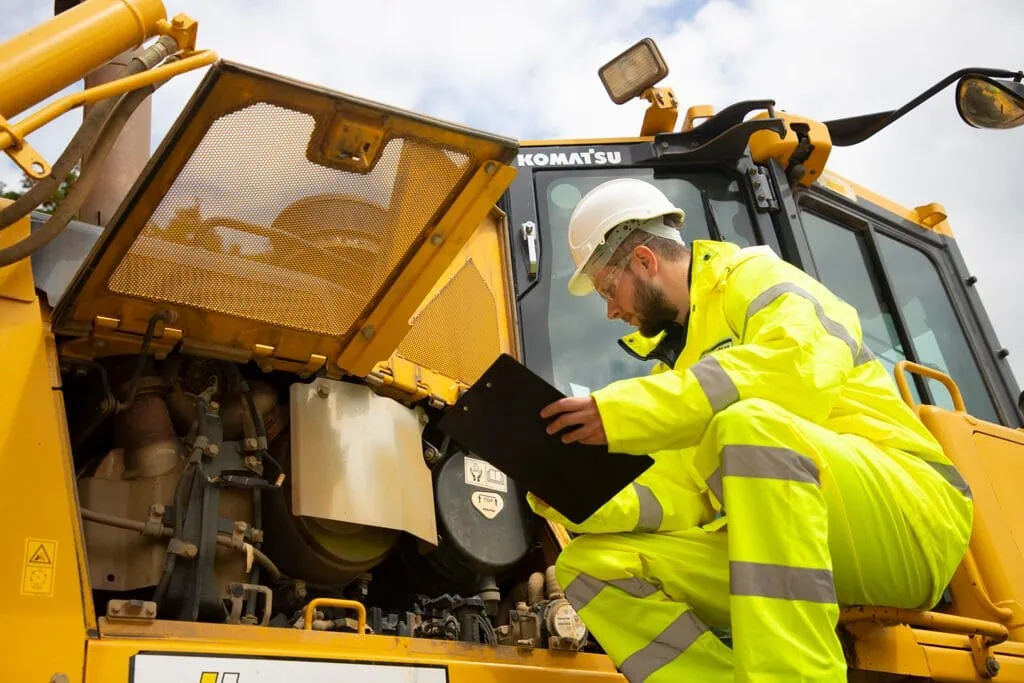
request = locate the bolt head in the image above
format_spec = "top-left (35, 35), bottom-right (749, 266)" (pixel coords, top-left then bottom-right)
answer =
top-left (317, 384), bottom-right (331, 398)
top-left (361, 326), bottom-right (375, 340)
top-left (987, 658), bottom-right (1001, 675)
top-left (430, 234), bottom-right (444, 246)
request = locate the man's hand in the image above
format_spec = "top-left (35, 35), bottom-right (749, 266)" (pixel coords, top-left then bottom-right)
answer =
top-left (540, 396), bottom-right (608, 446)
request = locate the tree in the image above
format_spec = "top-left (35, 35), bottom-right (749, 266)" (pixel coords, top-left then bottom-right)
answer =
top-left (0, 165), bottom-right (80, 213)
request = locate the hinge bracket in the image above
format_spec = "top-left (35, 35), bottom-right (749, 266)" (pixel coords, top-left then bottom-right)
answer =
top-left (742, 162), bottom-right (779, 212)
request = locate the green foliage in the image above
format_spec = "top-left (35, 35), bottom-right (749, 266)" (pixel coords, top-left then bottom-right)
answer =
top-left (0, 166), bottom-right (80, 213)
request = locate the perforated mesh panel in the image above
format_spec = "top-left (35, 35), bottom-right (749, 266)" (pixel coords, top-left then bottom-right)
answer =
top-left (397, 261), bottom-right (501, 385)
top-left (107, 103), bottom-right (470, 336)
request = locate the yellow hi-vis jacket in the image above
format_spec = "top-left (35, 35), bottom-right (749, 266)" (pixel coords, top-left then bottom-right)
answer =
top-left (528, 239), bottom-right (971, 543)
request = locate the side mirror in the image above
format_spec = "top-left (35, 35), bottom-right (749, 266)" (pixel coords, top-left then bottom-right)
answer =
top-left (956, 75), bottom-right (1024, 129)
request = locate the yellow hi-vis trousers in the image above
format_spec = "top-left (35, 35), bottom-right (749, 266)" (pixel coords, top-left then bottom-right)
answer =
top-left (555, 399), bottom-right (972, 682)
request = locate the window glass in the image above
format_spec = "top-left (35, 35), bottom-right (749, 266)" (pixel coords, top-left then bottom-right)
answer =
top-left (536, 168), bottom-right (757, 396)
top-left (802, 210), bottom-right (998, 422)
top-left (801, 211), bottom-right (920, 402)
top-left (877, 234), bottom-right (998, 422)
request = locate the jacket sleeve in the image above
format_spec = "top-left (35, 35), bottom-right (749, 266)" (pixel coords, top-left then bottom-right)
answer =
top-left (590, 253), bottom-right (866, 455)
top-left (525, 448), bottom-right (713, 534)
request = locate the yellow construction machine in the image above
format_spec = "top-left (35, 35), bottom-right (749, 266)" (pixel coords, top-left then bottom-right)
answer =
top-left (2, 1), bottom-right (1023, 681)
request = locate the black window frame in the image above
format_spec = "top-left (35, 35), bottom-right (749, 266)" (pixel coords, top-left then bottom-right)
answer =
top-left (503, 142), bottom-right (772, 389)
top-left (787, 183), bottom-right (1022, 427)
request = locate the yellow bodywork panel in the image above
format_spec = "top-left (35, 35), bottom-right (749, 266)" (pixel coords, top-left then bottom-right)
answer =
top-left (88, 619), bottom-right (625, 682)
top-left (373, 206), bottom-right (520, 404)
top-left (53, 60), bottom-right (517, 379)
top-left (748, 110), bottom-right (833, 186)
top-left (0, 205), bottom-right (95, 683)
top-left (917, 405), bottom-right (1024, 640)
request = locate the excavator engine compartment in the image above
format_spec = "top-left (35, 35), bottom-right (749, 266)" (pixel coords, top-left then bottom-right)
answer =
top-left (34, 56), bottom-right (594, 655)
top-left (66, 351), bottom-right (588, 651)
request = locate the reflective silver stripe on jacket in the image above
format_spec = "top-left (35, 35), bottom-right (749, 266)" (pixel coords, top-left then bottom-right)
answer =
top-left (690, 355), bottom-right (740, 413)
top-left (743, 281), bottom-right (875, 366)
top-left (927, 460), bottom-right (973, 499)
top-left (632, 483), bottom-right (664, 532)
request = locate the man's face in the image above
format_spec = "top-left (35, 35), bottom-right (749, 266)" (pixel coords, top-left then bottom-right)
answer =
top-left (593, 253), bottom-right (680, 337)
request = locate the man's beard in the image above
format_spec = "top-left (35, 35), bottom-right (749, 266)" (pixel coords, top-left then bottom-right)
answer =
top-left (632, 275), bottom-right (680, 338)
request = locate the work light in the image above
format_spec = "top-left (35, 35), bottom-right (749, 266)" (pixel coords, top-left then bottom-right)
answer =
top-left (598, 38), bottom-right (669, 105)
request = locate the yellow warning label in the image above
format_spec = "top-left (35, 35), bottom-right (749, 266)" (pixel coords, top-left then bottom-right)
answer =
top-left (21, 538), bottom-right (56, 597)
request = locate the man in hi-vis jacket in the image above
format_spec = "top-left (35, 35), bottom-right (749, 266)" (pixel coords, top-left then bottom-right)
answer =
top-left (528, 178), bottom-right (974, 682)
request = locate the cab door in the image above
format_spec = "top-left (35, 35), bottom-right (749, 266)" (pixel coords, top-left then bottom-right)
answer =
top-left (503, 144), bottom-right (766, 396)
top-left (785, 177), bottom-right (1022, 427)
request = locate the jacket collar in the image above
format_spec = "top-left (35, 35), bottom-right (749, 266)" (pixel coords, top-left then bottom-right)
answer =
top-left (617, 239), bottom-right (742, 366)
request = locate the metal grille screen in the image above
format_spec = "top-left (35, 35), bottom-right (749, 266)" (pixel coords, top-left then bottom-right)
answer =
top-left (397, 261), bottom-right (500, 385)
top-left (107, 103), bottom-right (470, 336)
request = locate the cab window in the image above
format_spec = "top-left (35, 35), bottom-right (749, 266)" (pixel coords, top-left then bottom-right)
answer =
top-left (801, 210), bottom-right (999, 422)
top-left (535, 168), bottom-right (758, 396)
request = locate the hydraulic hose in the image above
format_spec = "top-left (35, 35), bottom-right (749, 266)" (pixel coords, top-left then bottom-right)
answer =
top-left (0, 35), bottom-right (179, 231)
top-left (0, 36), bottom-right (181, 266)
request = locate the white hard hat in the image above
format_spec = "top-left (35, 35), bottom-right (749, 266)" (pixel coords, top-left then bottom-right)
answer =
top-left (566, 178), bottom-right (685, 296)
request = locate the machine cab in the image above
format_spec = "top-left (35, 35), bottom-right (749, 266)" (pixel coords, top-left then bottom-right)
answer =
top-left (500, 134), bottom-right (1023, 428)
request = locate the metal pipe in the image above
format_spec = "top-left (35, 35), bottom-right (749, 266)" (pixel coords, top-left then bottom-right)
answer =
top-left (0, 0), bottom-right (169, 119)
top-left (0, 50), bottom-right (217, 152)
top-left (0, 34), bottom-right (178, 231)
top-left (839, 606), bottom-right (1009, 645)
top-left (80, 506), bottom-right (283, 581)
top-left (302, 598), bottom-right (367, 635)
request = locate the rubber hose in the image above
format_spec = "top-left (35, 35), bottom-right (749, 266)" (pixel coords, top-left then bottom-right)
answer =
top-left (0, 84), bottom-right (152, 266)
top-left (527, 571), bottom-right (545, 607)
top-left (0, 48), bottom-right (183, 265)
top-left (545, 565), bottom-right (561, 599)
top-left (0, 36), bottom-right (178, 231)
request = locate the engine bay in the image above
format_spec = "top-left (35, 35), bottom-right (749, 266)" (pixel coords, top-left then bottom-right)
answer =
top-left (64, 347), bottom-right (590, 652)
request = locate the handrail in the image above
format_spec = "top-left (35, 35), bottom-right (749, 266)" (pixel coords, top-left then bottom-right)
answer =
top-left (894, 360), bottom-right (967, 413)
top-left (302, 598), bottom-right (367, 635)
top-left (839, 606), bottom-right (1008, 645)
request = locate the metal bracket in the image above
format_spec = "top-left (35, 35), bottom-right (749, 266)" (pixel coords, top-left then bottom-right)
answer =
top-left (106, 599), bottom-right (157, 623)
top-left (250, 344), bottom-right (326, 377)
top-left (521, 221), bottom-right (539, 279)
top-left (742, 162), bottom-right (779, 212)
top-left (0, 113), bottom-right (51, 179)
top-left (642, 100), bottom-right (787, 167)
top-left (971, 634), bottom-right (1002, 679)
top-left (226, 582), bottom-right (273, 626)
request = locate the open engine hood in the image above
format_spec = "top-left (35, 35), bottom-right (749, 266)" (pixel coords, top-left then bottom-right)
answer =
top-left (54, 61), bottom-right (518, 378)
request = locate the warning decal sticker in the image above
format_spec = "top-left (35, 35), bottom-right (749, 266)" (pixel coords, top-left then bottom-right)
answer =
top-left (132, 654), bottom-right (447, 682)
top-left (471, 491), bottom-right (504, 519)
top-left (21, 538), bottom-right (56, 597)
top-left (463, 456), bottom-right (508, 493)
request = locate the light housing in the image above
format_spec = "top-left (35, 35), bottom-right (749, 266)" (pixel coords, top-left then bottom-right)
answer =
top-left (598, 38), bottom-right (669, 105)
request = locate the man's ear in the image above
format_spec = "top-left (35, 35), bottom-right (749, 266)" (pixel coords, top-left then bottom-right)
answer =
top-left (633, 245), bottom-right (658, 277)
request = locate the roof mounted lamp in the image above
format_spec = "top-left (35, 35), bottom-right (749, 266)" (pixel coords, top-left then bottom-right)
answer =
top-left (598, 38), bottom-right (678, 136)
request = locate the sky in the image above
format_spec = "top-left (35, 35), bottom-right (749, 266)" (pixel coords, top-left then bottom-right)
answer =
top-left (2, 0), bottom-right (1023, 387)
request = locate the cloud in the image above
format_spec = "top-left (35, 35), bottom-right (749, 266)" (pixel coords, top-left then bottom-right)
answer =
top-left (2, 0), bottom-right (1022, 396)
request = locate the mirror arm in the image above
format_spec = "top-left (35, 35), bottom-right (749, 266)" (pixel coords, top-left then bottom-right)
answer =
top-left (826, 67), bottom-right (1023, 146)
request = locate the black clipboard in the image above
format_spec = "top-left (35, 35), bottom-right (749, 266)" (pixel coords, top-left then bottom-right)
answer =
top-left (437, 354), bottom-right (654, 525)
